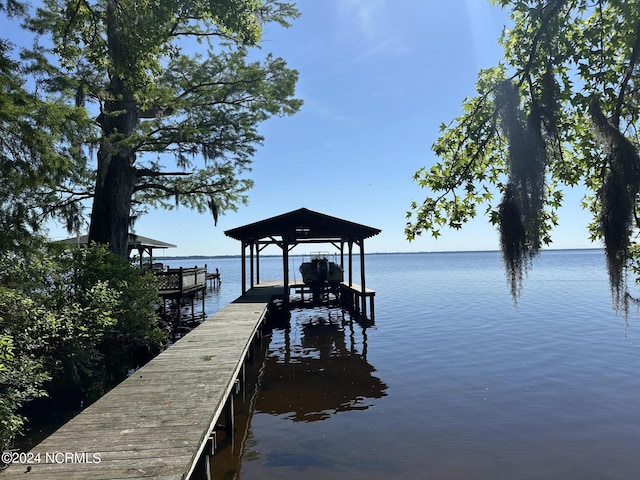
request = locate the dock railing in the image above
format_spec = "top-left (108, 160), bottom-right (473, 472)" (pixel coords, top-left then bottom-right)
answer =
top-left (156, 266), bottom-right (207, 295)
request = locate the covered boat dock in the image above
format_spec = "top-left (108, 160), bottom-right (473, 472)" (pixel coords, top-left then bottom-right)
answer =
top-left (224, 208), bottom-right (381, 317)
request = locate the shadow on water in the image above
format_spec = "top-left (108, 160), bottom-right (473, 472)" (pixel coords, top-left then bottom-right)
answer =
top-left (206, 306), bottom-right (387, 480)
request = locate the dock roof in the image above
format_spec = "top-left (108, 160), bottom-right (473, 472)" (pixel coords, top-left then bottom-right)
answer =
top-left (58, 233), bottom-right (177, 251)
top-left (224, 207), bottom-right (381, 244)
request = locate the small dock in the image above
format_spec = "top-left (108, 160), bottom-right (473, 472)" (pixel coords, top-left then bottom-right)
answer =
top-left (1, 292), bottom-right (270, 479)
top-left (157, 266), bottom-right (209, 331)
top-left (156, 266), bottom-right (208, 298)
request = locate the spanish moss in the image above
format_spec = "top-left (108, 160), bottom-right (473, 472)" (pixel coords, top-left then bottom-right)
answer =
top-left (498, 184), bottom-right (528, 299)
top-left (495, 80), bottom-right (548, 301)
top-left (208, 197), bottom-right (219, 226)
top-left (589, 99), bottom-right (640, 309)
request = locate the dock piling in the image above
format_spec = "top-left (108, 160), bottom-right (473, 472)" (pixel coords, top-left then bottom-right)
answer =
top-left (224, 395), bottom-right (235, 440)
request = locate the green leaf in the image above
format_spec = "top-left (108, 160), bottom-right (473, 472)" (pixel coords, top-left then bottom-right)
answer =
top-left (407, 0), bottom-right (640, 308)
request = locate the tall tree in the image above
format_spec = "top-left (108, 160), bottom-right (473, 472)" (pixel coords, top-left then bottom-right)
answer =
top-left (0, 1), bottom-right (89, 255)
top-left (407, 0), bottom-right (640, 307)
top-left (24, 0), bottom-right (302, 257)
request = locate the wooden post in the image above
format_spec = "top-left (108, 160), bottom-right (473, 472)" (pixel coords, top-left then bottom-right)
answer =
top-left (224, 394), bottom-right (234, 440)
top-left (207, 431), bottom-right (216, 455)
top-left (241, 242), bottom-right (246, 295)
top-left (178, 267), bottom-right (184, 325)
top-left (283, 238), bottom-right (289, 310)
top-left (239, 364), bottom-right (246, 399)
top-left (256, 242), bottom-right (261, 285)
top-left (348, 241), bottom-right (353, 286)
top-left (249, 242), bottom-right (255, 289)
top-left (359, 239), bottom-right (367, 317)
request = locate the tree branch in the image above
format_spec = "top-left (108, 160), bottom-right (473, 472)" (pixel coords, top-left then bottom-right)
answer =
top-left (135, 168), bottom-right (192, 178)
top-left (138, 105), bottom-right (174, 119)
top-left (133, 182), bottom-right (228, 195)
top-left (38, 192), bottom-right (94, 221)
top-left (517, 0), bottom-right (568, 88)
top-left (426, 96), bottom-right (500, 207)
top-left (614, 21), bottom-right (640, 127)
top-left (133, 182), bottom-right (176, 194)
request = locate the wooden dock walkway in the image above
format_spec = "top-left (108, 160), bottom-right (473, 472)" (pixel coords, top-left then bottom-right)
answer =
top-left (1, 294), bottom-right (270, 479)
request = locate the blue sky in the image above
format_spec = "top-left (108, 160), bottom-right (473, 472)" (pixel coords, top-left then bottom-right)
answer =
top-left (35, 0), bottom-right (597, 256)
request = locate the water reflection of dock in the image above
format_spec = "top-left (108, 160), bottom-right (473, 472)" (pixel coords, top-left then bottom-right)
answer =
top-left (257, 308), bottom-right (387, 422)
top-left (208, 307), bottom-right (387, 479)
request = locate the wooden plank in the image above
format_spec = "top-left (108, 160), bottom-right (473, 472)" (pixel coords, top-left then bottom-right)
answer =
top-left (341, 282), bottom-right (376, 295)
top-left (1, 297), bottom-right (268, 480)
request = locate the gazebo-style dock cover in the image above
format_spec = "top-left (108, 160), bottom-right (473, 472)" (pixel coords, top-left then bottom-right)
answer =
top-left (224, 208), bottom-right (381, 312)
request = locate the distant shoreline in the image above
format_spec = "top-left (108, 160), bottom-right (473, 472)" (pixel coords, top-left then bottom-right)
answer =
top-left (155, 247), bottom-right (604, 261)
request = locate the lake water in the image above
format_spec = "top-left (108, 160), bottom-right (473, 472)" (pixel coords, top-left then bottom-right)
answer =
top-left (163, 250), bottom-right (640, 480)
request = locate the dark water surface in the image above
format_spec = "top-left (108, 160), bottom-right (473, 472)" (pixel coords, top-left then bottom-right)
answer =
top-left (165, 250), bottom-right (640, 480)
